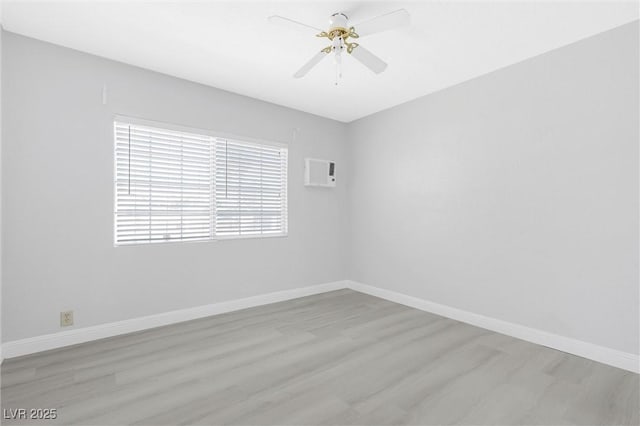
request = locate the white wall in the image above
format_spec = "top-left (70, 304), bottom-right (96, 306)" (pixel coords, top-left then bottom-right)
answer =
top-left (347, 21), bottom-right (639, 355)
top-left (2, 33), bottom-right (348, 342)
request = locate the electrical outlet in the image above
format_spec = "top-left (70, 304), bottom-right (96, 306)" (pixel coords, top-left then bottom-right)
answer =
top-left (60, 310), bottom-right (74, 327)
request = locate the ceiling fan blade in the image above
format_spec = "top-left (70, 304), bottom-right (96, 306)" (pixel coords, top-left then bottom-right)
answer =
top-left (350, 45), bottom-right (387, 74)
top-left (353, 9), bottom-right (410, 37)
top-left (268, 15), bottom-right (322, 34)
top-left (294, 50), bottom-right (329, 78)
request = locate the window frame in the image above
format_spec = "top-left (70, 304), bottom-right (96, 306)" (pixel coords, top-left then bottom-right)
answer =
top-left (112, 115), bottom-right (289, 247)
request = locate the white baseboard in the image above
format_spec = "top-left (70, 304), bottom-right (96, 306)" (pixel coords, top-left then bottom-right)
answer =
top-left (2, 280), bottom-right (348, 359)
top-left (4, 279), bottom-right (637, 374)
top-left (345, 280), bottom-right (639, 374)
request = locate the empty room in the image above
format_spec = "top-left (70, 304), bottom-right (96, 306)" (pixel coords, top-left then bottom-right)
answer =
top-left (0, 1), bottom-right (638, 425)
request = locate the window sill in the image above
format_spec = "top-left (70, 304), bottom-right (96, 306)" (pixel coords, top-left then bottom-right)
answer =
top-left (114, 233), bottom-right (288, 247)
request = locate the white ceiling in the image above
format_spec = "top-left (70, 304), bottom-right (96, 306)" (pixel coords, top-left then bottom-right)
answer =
top-left (2, 1), bottom-right (638, 122)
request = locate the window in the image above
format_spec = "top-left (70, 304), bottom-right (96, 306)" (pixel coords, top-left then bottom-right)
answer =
top-left (114, 121), bottom-right (288, 245)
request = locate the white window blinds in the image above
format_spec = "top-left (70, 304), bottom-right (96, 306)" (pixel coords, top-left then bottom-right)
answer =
top-left (215, 140), bottom-right (288, 238)
top-left (114, 121), bottom-right (287, 245)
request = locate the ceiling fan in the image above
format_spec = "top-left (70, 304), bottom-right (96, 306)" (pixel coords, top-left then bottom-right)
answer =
top-left (268, 9), bottom-right (410, 82)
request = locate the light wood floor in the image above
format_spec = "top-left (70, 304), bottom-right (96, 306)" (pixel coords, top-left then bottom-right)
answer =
top-left (1, 289), bottom-right (638, 425)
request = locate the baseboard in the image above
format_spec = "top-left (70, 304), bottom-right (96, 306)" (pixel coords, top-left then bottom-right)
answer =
top-left (345, 280), bottom-right (639, 374)
top-left (4, 279), bottom-right (637, 374)
top-left (2, 280), bottom-right (348, 359)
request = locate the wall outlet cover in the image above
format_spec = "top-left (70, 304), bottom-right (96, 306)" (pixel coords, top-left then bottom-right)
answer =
top-left (60, 311), bottom-right (74, 327)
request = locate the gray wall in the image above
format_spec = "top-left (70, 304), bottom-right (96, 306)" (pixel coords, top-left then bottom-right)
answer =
top-left (2, 32), bottom-right (348, 341)
top-left (347, 21), bottom-right (639, 355)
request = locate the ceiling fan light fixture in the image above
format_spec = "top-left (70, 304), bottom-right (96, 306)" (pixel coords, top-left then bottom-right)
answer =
top-left (329, 13), bottom-right (349, 32)
top-left (270, 9), bottom-right (410, 79)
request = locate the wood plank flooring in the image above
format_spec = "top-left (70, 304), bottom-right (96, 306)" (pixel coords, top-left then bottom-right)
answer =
top-left (1, 289), bottom-right (638, 425)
